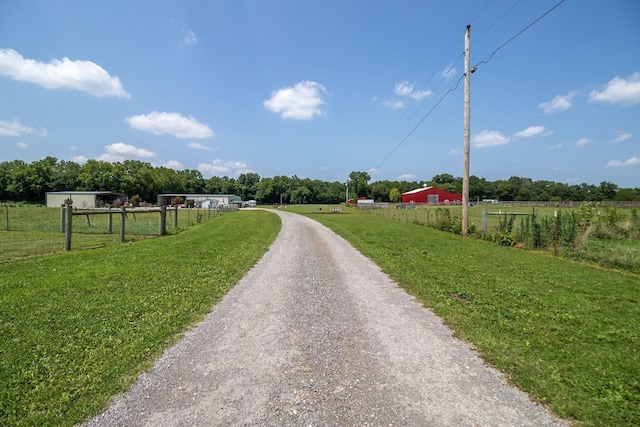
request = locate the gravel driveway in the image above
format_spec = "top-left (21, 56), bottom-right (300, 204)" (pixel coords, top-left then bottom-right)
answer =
top-left (85, 210), bottom-right (568, 426)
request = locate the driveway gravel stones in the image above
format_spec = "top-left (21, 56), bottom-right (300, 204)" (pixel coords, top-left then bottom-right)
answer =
top-left (85, 210), bottom-right (568, 426)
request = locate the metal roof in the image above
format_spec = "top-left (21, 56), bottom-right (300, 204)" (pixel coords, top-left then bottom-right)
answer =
top-left (402, 187), bottom-right (435, 195)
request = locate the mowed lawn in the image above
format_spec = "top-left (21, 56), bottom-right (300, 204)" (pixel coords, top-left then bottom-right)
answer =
top-left (0, 210), bottom-right (281, 427)
top-left (2, 205), bottom-right (638, 426)
top-left (297, 207), bottom-right (639, 427)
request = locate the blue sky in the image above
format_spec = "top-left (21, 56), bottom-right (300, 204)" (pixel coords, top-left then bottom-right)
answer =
top-left (1, 0), bottom-right (639, 188)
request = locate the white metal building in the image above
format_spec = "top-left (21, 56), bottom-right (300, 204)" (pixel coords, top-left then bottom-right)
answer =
top-left (156, 194), bottom-right (241, 207)
top-left (45, 191), bottom-right (128, 208)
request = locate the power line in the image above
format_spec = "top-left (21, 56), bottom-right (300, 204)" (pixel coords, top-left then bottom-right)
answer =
top-left (364, 45), bottom-right (464, 172)
top-left (372, 0), bottom-right (566, 173)
top-left (373, 74), bottom-right (465, 171)
top-left (473, 0), bottom-right (566, 69)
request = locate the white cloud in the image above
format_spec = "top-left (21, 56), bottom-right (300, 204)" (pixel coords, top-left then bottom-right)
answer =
top-left (368, 168), bottom-right (379, 176)
top-left (513, 126), bottom-right (552, 139)
top-left (383, 100), bottom-right (405, 110)
top-left (182, 30), bottom-right (198, 46)
top-left (162, 160), bottom-right (184, 170)
top-left (264, 81), bottom-right (328, 120)
top-left (0, 48), bottom-right (130, 98)
top-left (126, 112), bottom-right (214, 139)
top-left (449, 148), bottom-right (461, 155)
top-left (472, 130), bottom-right (510, 148)
top-left (198, 159), bottom-right (248, 176)
top-left (575, 138), bottom-right (590, 147)
top-left (394, 81), bottom-right (432, 100)
top-left (187, 141), bottom-right (211, 150)
top-left (610, 131), bottom-right (632, 143)
top-left (16, 141), bottom-right (28, 149)
top-left (606, 156), bottom-right (640, 167)
top-left (589, 72), bottom-right (640, 106)
top-left (0, 119), bottom-right (47, 137)
top-left (398, 174), bottom-right (416, 180)
top-left (98, 142), bottom-right (155, 162)
top-left (538, 92), bottom-right (576, 113)
top-left (440, 64), bottom-right (456, 80)
top-left (72, 155), bottom-right (88, 164)
top-left (546, 144), bottom-right (562, 150)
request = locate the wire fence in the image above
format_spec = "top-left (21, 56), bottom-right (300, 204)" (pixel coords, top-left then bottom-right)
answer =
top-left (0, 204), bottom-right (237, 262)
top-left (368, 203), bottom-right (640, 274)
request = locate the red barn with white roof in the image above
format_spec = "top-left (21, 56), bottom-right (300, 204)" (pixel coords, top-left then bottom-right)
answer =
top-left (401, 186), bottom-right (462, 205)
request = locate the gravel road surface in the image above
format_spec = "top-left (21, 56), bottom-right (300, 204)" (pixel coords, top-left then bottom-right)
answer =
top-left (85, 209), bottom-right (568, 426)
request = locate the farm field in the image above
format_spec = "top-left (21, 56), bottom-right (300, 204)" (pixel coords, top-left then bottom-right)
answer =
top-left (358, 203), bottom-right (640, 274)
top-left (292, 205), bottom-right (640, 427)
top-left (0, 210), bottom-right (281, 427)
top-left (2, 204), bottom-right (638, 426)
top-left (0, 205), bottom-right (225, 262)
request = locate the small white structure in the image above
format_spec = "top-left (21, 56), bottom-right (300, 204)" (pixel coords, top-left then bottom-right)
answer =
top-left (199, 199), bottom-right (219, 209)
top-left (46, 191), bottom-right (128, 208)
top-left (157, 193), bottom-right (241, 207)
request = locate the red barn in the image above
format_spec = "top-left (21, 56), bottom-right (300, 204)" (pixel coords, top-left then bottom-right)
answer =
top-left (401, 186), bottom-right (462, 205)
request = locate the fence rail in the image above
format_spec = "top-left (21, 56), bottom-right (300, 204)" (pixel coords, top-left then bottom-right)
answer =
top-left (0, 204), bottom-right (240, 261)
top-left (62, 205), bottom-right (178, 251)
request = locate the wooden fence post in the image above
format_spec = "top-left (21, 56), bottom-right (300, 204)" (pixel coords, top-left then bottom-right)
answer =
top-left (174, 206), bottom-right (178, 228)
top-left (553, 210), bottom-right (558, 256)
top-left (60, 204), bottom-right (65, 233)
top-left (160, 206), bottom-right (167, 236)
top-left (64, 204), bottom-right (73, 251)
top-left (107, 207), bottom-right (113, 234)
top-left (482, 209), bottom-right (487, 237)
top-left (120, 206), bottom-right (126, 242)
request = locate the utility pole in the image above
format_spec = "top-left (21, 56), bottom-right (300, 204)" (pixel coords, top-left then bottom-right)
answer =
top-left (345, 181), bottom-right (349, 204)
top-left (462, 24), bottom-right (472, 238)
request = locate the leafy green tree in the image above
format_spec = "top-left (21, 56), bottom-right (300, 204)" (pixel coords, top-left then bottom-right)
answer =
top-left (290, 186), bottom-right (311, 204)
top-left (348, 171), bottom-right (371, 198)
top-left (51, 160), bottom-right (81, 192)
top-left (614, 188), bottom-right (639, 201)
top-left (389, 188), bottom-right (401, 202)
top-left (179, 169), bottom-right (205, 193)
top-left (78, 160), bottom-right (117, 191)
top-left (596, 181), bottom-right (618, 200)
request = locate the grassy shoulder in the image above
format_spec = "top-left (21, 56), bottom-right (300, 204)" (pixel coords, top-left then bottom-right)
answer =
top-left (295, 207), bottom-right (639, 427)
top-left (0, 210), bottom-right (281, 427)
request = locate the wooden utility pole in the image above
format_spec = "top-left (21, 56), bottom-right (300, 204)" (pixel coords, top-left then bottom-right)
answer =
top-left (462, 24), bottom-right (471, 237)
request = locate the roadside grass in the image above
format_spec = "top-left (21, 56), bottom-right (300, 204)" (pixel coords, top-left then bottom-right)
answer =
top-left (0, 210), bottom-right (281, 427)
top-left (368, 204), bottom-right (640, 274)
top-left (294, 206), bottom-right (639, 427)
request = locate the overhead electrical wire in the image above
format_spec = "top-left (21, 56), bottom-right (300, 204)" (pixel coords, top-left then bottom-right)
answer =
top-left (373, 74), bottom-right (465, 171)
top-left (371, 0), bottom-right (567, 173)
top-left (473, 0), bottom-right (566, 69)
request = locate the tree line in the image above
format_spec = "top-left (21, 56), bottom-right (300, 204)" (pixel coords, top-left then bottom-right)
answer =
top-left (1, 157), bottom-right (639, 205)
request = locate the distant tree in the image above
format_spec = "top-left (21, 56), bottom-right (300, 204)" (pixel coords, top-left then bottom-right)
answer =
top-left (348, 171), bottom-right (371, 198)
top-left (290, 186), bottom-right (311, 204)
top-left (389, 188), bottom-right (401, 203)
top-left (236, 172), bottom-right (261, 200)
top-left (614, 188), bottom-right (639, 201)
top-left (596, 181), bottom-right (618, 200)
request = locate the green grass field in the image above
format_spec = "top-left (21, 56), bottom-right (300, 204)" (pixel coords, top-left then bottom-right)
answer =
top-left (0, 205), bottom-right (224, 262)
top-left (368, 203), bottom-right (640, 274)
top-left (292, 206), bottom-right (640, 427)
top-left (0, 210), bottom-right (281, 426)
top-left (2, 205), bottom-right (639, 426)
